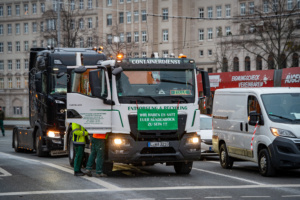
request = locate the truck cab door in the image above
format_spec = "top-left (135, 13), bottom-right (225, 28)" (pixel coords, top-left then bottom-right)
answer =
top-left (66, 67), bottom-right (112, 134)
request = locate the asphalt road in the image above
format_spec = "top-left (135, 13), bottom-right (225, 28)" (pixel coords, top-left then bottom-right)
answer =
top-left (1, 130), bottom-right (300, 200)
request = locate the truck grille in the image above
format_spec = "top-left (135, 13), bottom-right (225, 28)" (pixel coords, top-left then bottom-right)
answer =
top-left (128, 114), bottom-right (187, 141)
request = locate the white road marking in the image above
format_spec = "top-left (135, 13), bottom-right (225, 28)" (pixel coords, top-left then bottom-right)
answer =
top-left (241, 196), bottom-right (270, 198)
top-left (166, 198), bottom-right (192, 200)
top-left (0, 152), bottom-right (119, 189)
top-left (282, 195), bottom-right (300, 198)
top-left (0, 167), bottom-right (12, 177)
top-left (192, 168), bottom-right (264, 185)
top-left (127, 199), bottom-right (155, 200)
top-left (1, 184), bottom-right (300, 197)
top-left (205, 197), bottom-right (232, 199)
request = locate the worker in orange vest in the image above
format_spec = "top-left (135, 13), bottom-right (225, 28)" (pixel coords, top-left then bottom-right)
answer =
top-left (85, 133), bottom-right (107, 177)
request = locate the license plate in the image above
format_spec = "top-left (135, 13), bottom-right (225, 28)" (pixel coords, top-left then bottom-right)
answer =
top-left (148, 142), bottom-right (169, 147)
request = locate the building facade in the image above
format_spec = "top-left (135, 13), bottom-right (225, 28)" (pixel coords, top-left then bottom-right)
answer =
top-left (1, 0), bottom-right (299, 118)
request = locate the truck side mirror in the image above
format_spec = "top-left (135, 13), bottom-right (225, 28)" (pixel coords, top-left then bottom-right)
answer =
top-left (35, 72), bottom-right (42, 93)
top-left (249, 111), bottom-right (264, 126)
top-left (201, 70), bottom-right (211, 97)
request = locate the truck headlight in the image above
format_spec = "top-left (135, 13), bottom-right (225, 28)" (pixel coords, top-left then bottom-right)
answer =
top-left (47, 130), bottom-right (61, 138)
top-left (270, 128), bottom-right (296, 138)
top-left (113, 138), bottom-right (130, 146)
top-left (186, 137), bottom-right (200, 145)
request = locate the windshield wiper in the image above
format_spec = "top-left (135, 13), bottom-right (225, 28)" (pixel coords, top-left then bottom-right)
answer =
top-left (268, 114), bottom-right (293, 121)
top-left (160, 79), bottom-right (193, 86)
top-left (137, 96), bottom-right (158, 104)
top-left (171, 96), bottom-right (188, 103)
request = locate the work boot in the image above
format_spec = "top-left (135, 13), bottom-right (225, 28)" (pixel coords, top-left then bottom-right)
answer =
top-left (85, 170), bottom-right (92, 177)
top-left (74, 171), bottom-right (85, 176)
top-left (95, 173), bottom-right (107, 177)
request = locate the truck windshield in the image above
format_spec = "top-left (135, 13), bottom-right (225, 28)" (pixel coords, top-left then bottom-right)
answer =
top-left (261, 93), bottom-right (300, 124)
top-left (50, 68), bottom-right (68, 94)
top-left (116, 69), bottom-right (195, 104)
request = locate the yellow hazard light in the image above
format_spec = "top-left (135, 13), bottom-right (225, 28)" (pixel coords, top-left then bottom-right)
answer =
top-left (178, 54), bottom-right (187, 58)
top-left (116, 53), bottom-right (124, 63)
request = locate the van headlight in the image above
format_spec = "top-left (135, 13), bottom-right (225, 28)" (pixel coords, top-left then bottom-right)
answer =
top-left (47, 130), bottom-right (61, 138)
top-left (270, 128), bottom-right (296, 138)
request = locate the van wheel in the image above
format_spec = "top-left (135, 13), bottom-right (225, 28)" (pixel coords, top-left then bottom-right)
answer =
top-left (174, 161), bottom-right (193, 174)
top-left (13, 128), bottom-right (21, 152)
top-left (220, 143), bottom-right (233, 169)
top-left (68, 133), bottom-right (75, 167)
top-left (258, 149), bottom-right (276, 177)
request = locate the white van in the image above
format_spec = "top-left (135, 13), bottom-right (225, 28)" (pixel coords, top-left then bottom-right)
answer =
top-left (212, 87), bottom-right (300, 176)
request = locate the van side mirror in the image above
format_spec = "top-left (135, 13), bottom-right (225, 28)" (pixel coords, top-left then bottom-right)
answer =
top-left (35, 72), bottom-right (42, 93)
top-left (249, 111), bottom-right (264, 126)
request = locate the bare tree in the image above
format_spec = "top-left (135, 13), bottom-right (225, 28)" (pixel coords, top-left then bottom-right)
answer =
top-left (40, 0), bottom-right (98, 48)
top-left (233, 0), bottom-right (300, 69)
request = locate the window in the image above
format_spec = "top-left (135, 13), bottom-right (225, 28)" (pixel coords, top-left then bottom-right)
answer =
top-left (127, 12), bottom-right (132, 23)
top-left (8, 78), bottom-right (13, 89)
top-left (107, 0), bottom-right (112, 6)
top-left (120, 33), bottom-right (124, 42)
top-left (120, 0), bottom-right (124, 3)
top-left (249, 2), bottom-right (254, 14)
top-left (79, 18), bottom-right (84, 29)
top-left (24, 41), bottom-right (28, 51)
top-left (208, 49), bottom-right (212, 56)
top-left (233, 57), bottom-right (239, 71)
top-left (32, 40), bottom-right (37, 48)
top-left (142, 52), bottom-right (146, 58)
top-left (127, 32), bottom-right (131, 43)
top-left (208, 28), bottom-right (213, 40)
top-left (8, 42), bottom-right (12, 52)
top-left (142, 31), bottom-right (147, 42)
top-left (208, 68), bottom-right (213, 73)
top-left (216, 6), bottom-right (222, 18)
top-left (41, 3), bottom-right (45, 13)
top-left (134, 31), bottom-right (139, 42)
top-left (134, 10), bottom-right (139, 22)
top-left (41, 40), bottom-right (44, 47)
top-left (79, 0), bottom-right (84, 10)
top-left (32, 22), bottom-right (37, 33)
top-left (107, 34), bottom-right (112, 44)
top-left (16, 60), bottom-right (20, 70)
top-left (263, 1), bottom-right (269, 13)
top-left (0, 61), bottom-right (3, 70)
top-left (256, 55), bottom-right (262, 70)
top-left (216, 26), bottom-right (221, 37)
top-left (0, 42), bottom-right (3, 53)
top-left (208, 7), bottom-right (213, 18)
top-left (199, 29), bottom-right (204, 41)
top-left (24, 23), bottom-right (28, 34)
top-left (292, 53), bottom-right (299, 67)
top-left (0, 25), bottom-right (3, 35)
top-left (7, 24), bottom-right (12, 35)
top-left (96, 17), bottom-right (98, 27)
top-left (127, 0), bottom-right (131, 2)
top-left (88, 0), bottom-right (93, 9)
top-left (134, 52), bottom-right (139, 58)
top-left (226, 26), bottom-right (231, 36)
top-left (119, 12), bottom-right (124, 24)
top-left (16, 5), bottom-right (20, 16)
top-left (141, 10), bottom-right (147, 21)
top-left (199, 50), bottom-right (204, 57)
top-left (24, 4), bottom-right (28, 15)
top-left (25, 59), bottom-right (29, 69)
top-left (16, 77), bottom-right (21, 88)
top-left (87, 37), bottom-right (93, 47)
top-left (163, 50), bottom-right (168, 58)
top-left (79, 37), bottom-right (84, 48)
top-left (16, 41), bottom-right (20, 52)
top-left (0, 6), bottom-right (3, 17)
top-left (71, 19), bottom-right (75, 30)
top-left (240, 3), bottom-right (246, 15)
top-left (199, 8), bottom-right (204, 18)
top-left (163, 29), bottom-right (168, 41)
top-left (16, 24), bottom-right (20, 34)
top-left (88, 18), bottom-right (92, 28)
top-left (47, 19), bottom-right (56, 30)
top-left (245, 56), bottom-right (251, 71)
top-left (298, 0), bottom-right (300, 9)
top-left (222, 57), bottom-right (228, 72)
top-left (7, 5), bottom-right (11, 16)
top-left (248, 96), bottom-right (261, 117)
top-left (32, 3), bottom-right (37, 14)
top-left (40, 22), bottom-right (44, 32)
top-left (287, 0), bottom-right (293, 10)
top-left (162, 8), bottom-right (168, 20)
top-left (13, 107), bottom-right (22, 115)
top-left (70, 0), bottom-right (75, 10)
top-left (8, 60), bottom-right (12, 70)
top-left (273, 0), bottom-right (279, 11)
top-left (106, 14), bottom-right (112, 26)
top-left (0, 78), bottom-right (4, 89)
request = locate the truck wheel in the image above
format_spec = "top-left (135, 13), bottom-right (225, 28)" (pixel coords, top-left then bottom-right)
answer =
top-left (68, 133), bottom-right (75, 167)
top-left (174, 161), bottom-right (193, 174)
top-left (258, 149), bottom-right (276, 177)
top-left (103, 162), bottom-right (113, 175)
top-left (219, 143), bottom-right (233, 169)
top-left (36, 130), bottom-right (48, 157)
top-left (13, 128), bottom-right (21, 152)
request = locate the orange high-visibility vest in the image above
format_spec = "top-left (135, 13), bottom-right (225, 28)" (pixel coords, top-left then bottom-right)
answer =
top-left (93, 134), bottom-right (107, 139)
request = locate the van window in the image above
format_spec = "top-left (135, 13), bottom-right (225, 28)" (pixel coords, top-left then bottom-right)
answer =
top-left (248, 96), bottom-right (261, 115)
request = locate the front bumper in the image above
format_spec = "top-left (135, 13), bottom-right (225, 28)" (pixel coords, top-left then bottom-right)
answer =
top-left (43, 137), bottom-right (64, 152)
top-left (107, 133), bottom-right (201, 164)
top-left (268, 137), bottom-right (300, 169)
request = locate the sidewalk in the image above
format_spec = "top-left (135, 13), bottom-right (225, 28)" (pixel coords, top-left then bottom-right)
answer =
top-left (3, 120), bottom-right (30, 130)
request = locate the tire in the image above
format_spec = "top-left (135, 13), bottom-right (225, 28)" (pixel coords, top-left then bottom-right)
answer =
top-left (174, 161), bottom-right (193, 174)
top-left (219, 143), bottom-right (233, 169)
top-left (258, 149), bottom-right (276, 177)
top-left (103, 162), bottom-right (113, 174)
top-left (13, 128), bottom-right (21, 152)
top-left (36, 129), bottom-right (48, 157)
top-left (68, 133), bottom-right (75, 167)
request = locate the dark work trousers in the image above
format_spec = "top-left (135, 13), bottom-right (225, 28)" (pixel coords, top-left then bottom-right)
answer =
top-left (86, 138), bottom-right (105, 174)
top-left (74, 145), bottom-right (84, 172)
